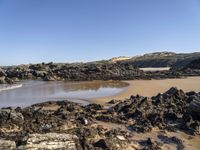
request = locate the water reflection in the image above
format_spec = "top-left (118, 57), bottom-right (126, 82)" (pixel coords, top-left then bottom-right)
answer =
top-left (0, 80), bottom-right (128, 108)
top-left (61, 81), bottom-right (128, 91)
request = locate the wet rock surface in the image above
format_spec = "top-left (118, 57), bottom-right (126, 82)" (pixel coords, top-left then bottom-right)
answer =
top-left (0, 88), bottom-right (200, 149)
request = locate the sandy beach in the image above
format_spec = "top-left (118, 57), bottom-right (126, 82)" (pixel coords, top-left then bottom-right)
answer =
top-left (94, 76), bottom-right (200, 105)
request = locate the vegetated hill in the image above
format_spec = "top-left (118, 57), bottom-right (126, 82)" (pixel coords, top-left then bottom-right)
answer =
top-left (109, 56), bottom-right (131, 62)
top-left (121, 52), bottom-right (200, 68)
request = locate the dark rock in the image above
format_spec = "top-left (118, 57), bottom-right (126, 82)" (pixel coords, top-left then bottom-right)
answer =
top-left (182, 113), bottom-right (200, 135)
top-left (79, 137), bottom-right (94, 150)
top-left (40, 124), bottom-right (52, 132)
top-left (0, 88), bottom-right (199, 149)
top-left (140, 138), bottom-right (162, 150)
top-left (5, 77), bottom-right (14, 84)
top-left (185, 58), bottom-right (200, 69)
top-left (0, 68), bottom-right (6, 77)
top-left (43, 75), bottom-right (56, 81)
top-left (78, 117), bottom-right (89, 125)
top-left (187, 97), bottom-right (200, 120)
top-left (0, 108), bottom-right (24, 125)
top-left (186, 91), bottom-right (197, 96)
top-left (158, 135), bottom-right (185, 150)
top-left (107, 99), bottom-right (121, 104)
top-left (33, 70), bottom-right (47, 78)
top-left (85, 104), bottom-right (103, 111)
top-left (93, 139), bottom-right (109, 149)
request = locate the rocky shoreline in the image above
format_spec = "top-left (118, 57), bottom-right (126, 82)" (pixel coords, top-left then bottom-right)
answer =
top-left (1, 58), bottom-right (200, 84)
top-left (0, 87), bottom-right (199, 149)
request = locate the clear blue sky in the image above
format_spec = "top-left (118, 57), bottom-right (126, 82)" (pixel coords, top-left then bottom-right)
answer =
top-left (0, 0), bottom-right (200, 65)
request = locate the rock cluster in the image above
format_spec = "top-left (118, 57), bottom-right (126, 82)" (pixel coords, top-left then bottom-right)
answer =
top-left (185, 58), bottom-right (200, 69)
top-left (1, 59), bottom-right (200, 84)
top-left (0, 88), bottom-right (199, 149)
top-left (0, 101), bottom-right (133, 149)
top-left (0, 62), bottom-right (143, 84)
top-left (169, 58), bottom-right (200, 77)
top-left (0, 68), bottom-right (13, 84)
top-left (108, 87), bottom-right (200, 134)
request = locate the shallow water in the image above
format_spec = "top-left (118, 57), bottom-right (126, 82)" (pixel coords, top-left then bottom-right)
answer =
top-left (0, 80), bottom-right (128, 108)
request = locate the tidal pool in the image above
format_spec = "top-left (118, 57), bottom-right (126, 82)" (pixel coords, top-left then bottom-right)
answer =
top-left (0, 80), bottom-right (129, 107)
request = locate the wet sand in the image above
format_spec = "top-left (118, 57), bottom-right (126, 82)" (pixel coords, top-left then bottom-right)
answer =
top-left (94, 76), bottom-right (200, 105)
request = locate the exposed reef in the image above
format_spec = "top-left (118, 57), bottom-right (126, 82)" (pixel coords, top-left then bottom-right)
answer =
top-left (0, 87), bottom-right (199, 149)
top-left (1, 58), bottom-right (200, 84)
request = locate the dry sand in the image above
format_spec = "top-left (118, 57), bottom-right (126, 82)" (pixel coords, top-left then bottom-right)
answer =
top-left (94, 80), bottom-right (200, 150)
top-left (94, 121), bottom-right (200, 150)
top-left (94, 76), bottom-right (200, 105)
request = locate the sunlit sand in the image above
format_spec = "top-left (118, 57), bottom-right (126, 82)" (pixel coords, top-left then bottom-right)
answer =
top-left (95, 76), bottom-right (200, 104)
